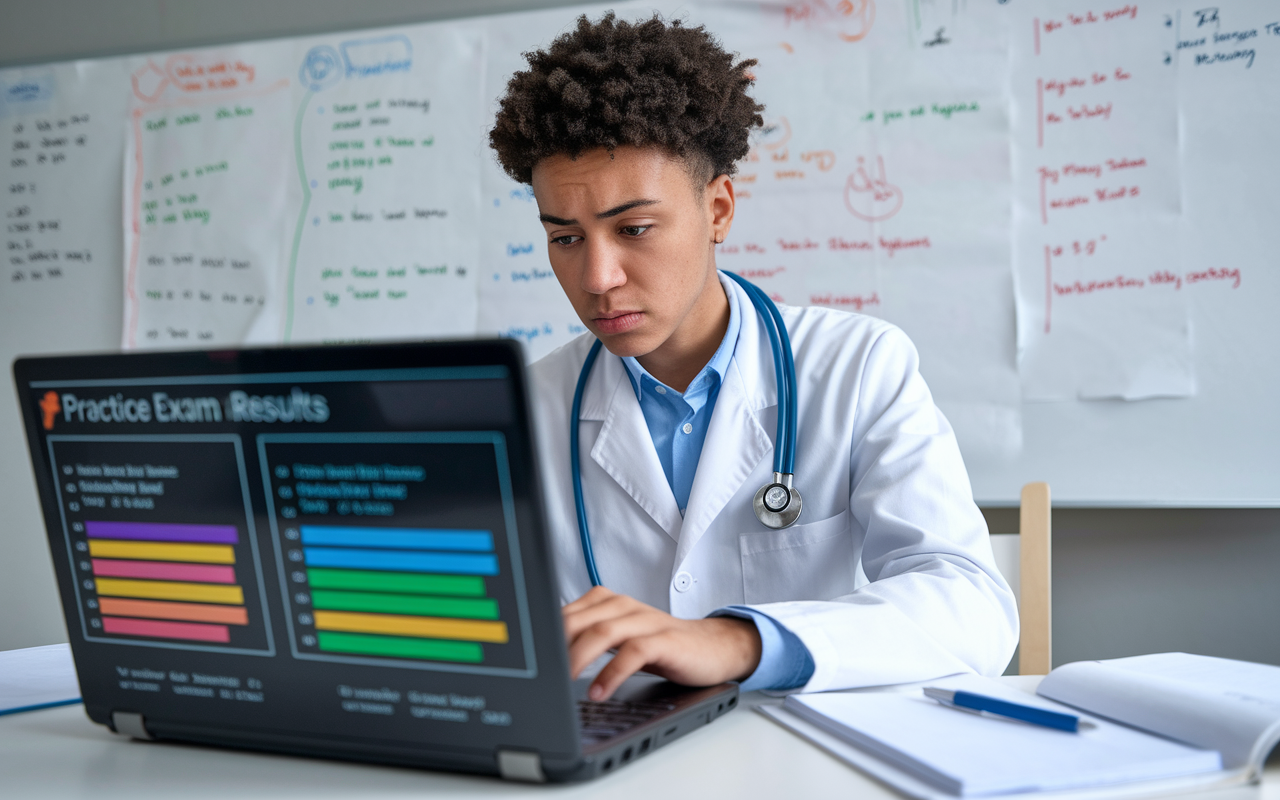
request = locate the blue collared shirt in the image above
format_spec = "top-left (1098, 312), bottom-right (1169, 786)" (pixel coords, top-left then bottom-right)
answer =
top-left (619, 277), bottom-right (815, 692)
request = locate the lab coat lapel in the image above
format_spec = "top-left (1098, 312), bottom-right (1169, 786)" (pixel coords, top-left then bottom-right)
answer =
top-left (583, 352), bottom-right (684, 541)
top-left (675, 278), bottom-right (776, 567)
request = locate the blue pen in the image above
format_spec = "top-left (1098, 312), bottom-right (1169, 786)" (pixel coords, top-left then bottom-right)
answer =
top-left (922, 687), bottom-right (1095, 733)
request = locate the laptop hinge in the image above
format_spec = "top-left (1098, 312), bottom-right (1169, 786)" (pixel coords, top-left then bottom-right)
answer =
top-left (496, 749), bottom-right (545, 782)
top-left (111, 711), bottom-right (153, 741)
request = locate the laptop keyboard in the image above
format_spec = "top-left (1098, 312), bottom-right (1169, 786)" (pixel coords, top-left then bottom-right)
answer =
top-left (577, 699), bottom-right (678, 745)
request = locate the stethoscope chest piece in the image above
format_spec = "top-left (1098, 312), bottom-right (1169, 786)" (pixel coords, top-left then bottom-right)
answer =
top-left (753, 471), bottom-right (803, 529)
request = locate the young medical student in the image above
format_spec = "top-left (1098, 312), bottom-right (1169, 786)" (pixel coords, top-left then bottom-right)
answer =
top-left (488, 14), bottom-right (1018, 701)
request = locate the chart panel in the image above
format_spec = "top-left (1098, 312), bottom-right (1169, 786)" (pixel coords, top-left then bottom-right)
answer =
top-left (47, 435), bottom-right (274, 655)
top-left (258, 433), bottom-right (535, 677)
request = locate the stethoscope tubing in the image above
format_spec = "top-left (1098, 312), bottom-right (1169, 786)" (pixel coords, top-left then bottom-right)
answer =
top-left (569, 273), bottom-right (797, 587)
top-left (570, 338), bottom-right (605, 587)
top-left (723, 272), bottom-right (797, 474)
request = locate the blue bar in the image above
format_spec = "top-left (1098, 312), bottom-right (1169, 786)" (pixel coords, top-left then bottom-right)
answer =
top-left (303, 547), bottom-right (499, 576)
top-left (300, 526), bottom-right (493, 552)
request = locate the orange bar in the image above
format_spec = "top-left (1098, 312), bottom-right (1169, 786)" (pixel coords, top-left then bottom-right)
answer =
top-left (98, 597), bottom-right (249, 626)
top-left (313, 610), bottom-right (508, 643)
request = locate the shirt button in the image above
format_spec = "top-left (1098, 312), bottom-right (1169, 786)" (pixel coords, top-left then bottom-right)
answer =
top-left (673, 572), bottom-right (693, 592)
top-left (682, 422), bottom-right (693, 434)
top-left (655, 385), bottom-right (667, 395)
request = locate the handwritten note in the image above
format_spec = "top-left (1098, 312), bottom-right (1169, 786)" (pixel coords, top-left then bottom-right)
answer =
top-left (122, 48), bottom-right (295, 348)
top-left (1012, 2), bottom-right (1192, 401)
top-left (284, 27), bottom-right (483, 344)
top-left (711, 0), bottom-right (1022, 455)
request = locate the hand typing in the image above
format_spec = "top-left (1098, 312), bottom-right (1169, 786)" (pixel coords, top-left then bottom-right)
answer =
top-left (562, 586), bottom-right (762, 700)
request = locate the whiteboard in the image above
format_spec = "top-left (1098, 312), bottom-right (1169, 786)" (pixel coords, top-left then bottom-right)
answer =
top-left (2, 0), bottom-right (1278, 508)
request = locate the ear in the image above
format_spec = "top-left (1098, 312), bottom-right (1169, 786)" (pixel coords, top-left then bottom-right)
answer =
top-left (707, 174), bottom-right (736, 244)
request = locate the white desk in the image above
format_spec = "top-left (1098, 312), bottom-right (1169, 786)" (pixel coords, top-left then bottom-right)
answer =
top-left (1, 678), bottom-right (1275, 799)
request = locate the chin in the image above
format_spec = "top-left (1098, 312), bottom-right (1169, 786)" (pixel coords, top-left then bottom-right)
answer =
top-left (594, 328), bottom-right (661, 360)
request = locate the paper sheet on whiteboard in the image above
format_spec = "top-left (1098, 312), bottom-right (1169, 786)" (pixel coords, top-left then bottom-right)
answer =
top-left (1009, 1), bottom-right (1192, 401)
top-left (711, 0), bottom-right (1022, 454)
top-left (121, 46), bottom-right (297, 348)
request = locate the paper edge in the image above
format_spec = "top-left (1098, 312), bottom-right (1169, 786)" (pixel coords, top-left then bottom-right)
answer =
top-left (754, 704), bottom-right (1250, 800)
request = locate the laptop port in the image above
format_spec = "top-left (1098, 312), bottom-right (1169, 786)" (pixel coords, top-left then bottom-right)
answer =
top-left (718, 703), bottom-right (724, 713)
top-left (621, 746), bottom-right (633, 763)
top-left (639, 738), bottom-right (651, 754)
top-left (728, 696), bottom-right (737, 707)
top-left (603, 758), bottom-right (613, 772)
top-left (663, 726), bottom-right (678, 738)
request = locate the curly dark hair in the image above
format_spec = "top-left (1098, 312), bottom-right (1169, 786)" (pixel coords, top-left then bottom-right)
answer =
top-left (489, 12), bottom-right (764, 185)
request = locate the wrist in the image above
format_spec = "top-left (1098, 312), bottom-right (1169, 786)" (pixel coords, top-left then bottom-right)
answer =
top-left (712, 616), bottom-right (762, 682)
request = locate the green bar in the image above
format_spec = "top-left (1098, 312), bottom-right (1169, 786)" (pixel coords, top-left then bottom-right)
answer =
top-left (311, 590), bottom-right (499, 620)
top-left (307, 568), bottom-right (485, 596)
top-left (317, 631), bottom-right (483, 663)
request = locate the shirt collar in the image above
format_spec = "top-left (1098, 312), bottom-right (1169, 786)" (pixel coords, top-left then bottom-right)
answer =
top-left (621, 272), bottom-right (742, 400)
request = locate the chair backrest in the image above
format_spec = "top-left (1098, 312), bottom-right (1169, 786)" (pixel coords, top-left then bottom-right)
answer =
top-left (988, 482), bottom-right (1052, 675)
top-left (1018, 482), bottom-right (1052, 675)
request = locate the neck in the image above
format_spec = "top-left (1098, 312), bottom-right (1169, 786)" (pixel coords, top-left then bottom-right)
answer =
top-left (637, 271), bottom-right (730, 393)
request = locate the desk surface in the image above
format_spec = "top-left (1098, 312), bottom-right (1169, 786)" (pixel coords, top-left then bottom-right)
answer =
top-left (1, 677), bottom-right (1276, 800)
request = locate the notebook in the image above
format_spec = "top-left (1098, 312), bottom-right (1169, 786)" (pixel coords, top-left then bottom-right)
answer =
top-left (761, 654), bottom-right (1280, 798)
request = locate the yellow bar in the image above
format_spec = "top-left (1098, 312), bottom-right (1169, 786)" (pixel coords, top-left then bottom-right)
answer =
top-left (88, 540), bottom-right (235, 564)
top-left (314, 610), bottom-right (508, 643)
top-left (95, 578), bottom-right (244, 605)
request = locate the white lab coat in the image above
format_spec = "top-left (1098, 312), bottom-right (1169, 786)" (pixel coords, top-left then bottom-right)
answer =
top-left (529, 275), bottom-right (1018, 692)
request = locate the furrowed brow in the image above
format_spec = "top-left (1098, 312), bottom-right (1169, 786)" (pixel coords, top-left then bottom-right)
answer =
top-left (596, 199), bottom-right (658, 219)
top-left (539, 213), bottom-right (576, 226)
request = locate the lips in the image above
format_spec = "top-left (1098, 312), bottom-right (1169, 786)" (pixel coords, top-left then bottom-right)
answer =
top-left (593, 311), bottom-right (644, 335)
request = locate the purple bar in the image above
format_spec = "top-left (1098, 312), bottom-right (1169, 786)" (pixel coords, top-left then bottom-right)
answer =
top-left (85, 521), bottom-right (238, 544)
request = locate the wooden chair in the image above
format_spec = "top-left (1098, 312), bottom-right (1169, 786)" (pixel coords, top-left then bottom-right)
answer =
top-left (988, 482), bottom-right (1052, 675)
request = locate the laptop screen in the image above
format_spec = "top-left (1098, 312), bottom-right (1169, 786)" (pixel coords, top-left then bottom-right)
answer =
top-left (14, 342), bottom-right (578, 762)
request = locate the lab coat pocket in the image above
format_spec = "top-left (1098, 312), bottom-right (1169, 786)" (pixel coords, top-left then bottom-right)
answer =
top-left (739, 510), bottom-right (855, 605)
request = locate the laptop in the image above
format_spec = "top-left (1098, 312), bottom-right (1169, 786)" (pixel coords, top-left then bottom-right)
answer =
top-left (12, 339), bottom-right (737, 782)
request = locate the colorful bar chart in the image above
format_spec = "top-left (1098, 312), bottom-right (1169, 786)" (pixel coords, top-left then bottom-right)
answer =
top-left (88, 520), bottom-right (250, 644)
top-left (295, 524), bottom-right (508, 664)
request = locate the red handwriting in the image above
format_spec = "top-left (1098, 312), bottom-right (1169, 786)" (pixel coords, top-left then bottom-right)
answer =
top-left (1044, 76), bottom-right (1087, 97)
top-left (717, 241), bottom-right (768, 255)
top-left (1095, 185), bottom-right (1139, 201)
top-left (810, 292), bottom-right (881, 310)
top-left (844, 155), bottom-right (903, 222)
top-left (878, 236), bottom-right (931, 257)
top-left (1107, 156), bottom-right (1146, 170)
top-left (1043, 5), bottom-right (1138, 35)
top-left (734, 267), bottom-right (787, 279)
top-left (1063, 102), bottom-right (1114, 121)
top-left (1047, 236), bottom-right (1108, 259)
top-left (1149, 269), bottom-right (1182, 290)
top-left (1049, 195), bottom-right (1090, 210)
top-left (1187, 267), bottom-right (1241, 288)
top-left (1044, 67), bottom-right (1131, 97)
top-left (778, 238), bottom-right (820, 251)
top-left (783, 0), bottom-right (876, 43)
top-left (1054, 274), bottom-right (1145, 295)
top-left (800, 150), bottom-right (836, 170)
top-left (829, 236), bottom-right (872, 251)
top-left (775, 169), bottom-right (805, 179)
top-left (165, 55), bottom-right (256, 93)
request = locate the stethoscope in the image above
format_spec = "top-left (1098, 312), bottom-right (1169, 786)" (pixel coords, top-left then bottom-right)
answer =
top-left (570, 271), bottom-right (801, 587)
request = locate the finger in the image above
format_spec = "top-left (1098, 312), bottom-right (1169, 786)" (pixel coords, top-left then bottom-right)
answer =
top-left (562, 593), bottom-right (643, 642)
top-left (567, 610), bottom-right (667, 678)
top-left (588, 635), bottom-right (667, 701)
top-left (561, 585), bottom-right (615, 616)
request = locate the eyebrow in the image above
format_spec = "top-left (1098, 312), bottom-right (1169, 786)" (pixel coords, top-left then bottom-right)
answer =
top-left (538, 199), bottom-right (659, 226)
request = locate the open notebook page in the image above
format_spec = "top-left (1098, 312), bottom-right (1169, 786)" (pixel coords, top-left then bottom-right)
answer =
top-left (784, 674), bottom-right (1221, 797)
top-left (1037, 654), bottom-right (1280, 772)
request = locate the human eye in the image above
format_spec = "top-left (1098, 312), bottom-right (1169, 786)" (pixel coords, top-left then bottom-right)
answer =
top-left (550, 234), bottom-right (582, 247)
top-left (619, 225), bottom-right (651, 237)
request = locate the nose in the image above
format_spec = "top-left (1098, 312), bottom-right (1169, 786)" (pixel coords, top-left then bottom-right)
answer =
top-left (579, 235), bottom-right (627, 296)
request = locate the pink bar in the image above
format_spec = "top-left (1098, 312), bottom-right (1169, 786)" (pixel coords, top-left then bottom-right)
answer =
top-left (102, 616), bottom-right (230, 643)
top-left (92, 559), bottom-right (237, 584)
